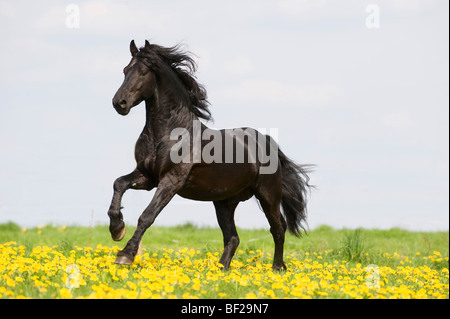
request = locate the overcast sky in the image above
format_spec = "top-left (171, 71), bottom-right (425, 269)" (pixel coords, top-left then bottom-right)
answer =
top-left (0, 0), bottom-right (448, 231)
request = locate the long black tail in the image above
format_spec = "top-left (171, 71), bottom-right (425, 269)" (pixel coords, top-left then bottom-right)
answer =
top-left (278, 149), bottom-right (313, 237)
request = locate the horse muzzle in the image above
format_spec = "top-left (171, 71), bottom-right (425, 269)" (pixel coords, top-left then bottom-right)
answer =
top-left (112, 97), bottom-right (131, 115)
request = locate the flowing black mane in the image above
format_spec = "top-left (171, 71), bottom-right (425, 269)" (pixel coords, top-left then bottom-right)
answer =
top-left (136, 43), bottom-right (212, 121)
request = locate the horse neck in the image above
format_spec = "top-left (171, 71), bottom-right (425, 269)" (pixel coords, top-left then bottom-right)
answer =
top-left (144, 70), bottom-right (200, 139)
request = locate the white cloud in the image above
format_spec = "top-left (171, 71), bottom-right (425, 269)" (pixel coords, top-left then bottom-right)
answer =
top-left (220, 79), bottom-right (343, 107)
top-left (190, 47), bottom-right (212, 72)
top-left (382, 111), bottom-right (414, 129)
top-left (274, 0), bottom-right (444, 23)
top-left (277, 0), bottom-right (329, 18)
top-left (78, 1), bottom-right (170, 35)
top-left (391, 0), bottom-right (438, 12)
top-left (223, 55), bottom-right (253, 75)
top-left (84, 2), bottom-right (108, 18)
top-left (0, 0), bottom-right (14, 17)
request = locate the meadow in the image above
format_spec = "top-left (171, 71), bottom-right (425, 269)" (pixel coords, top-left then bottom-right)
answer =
top-left (0, 222), bottom-right (448, 299)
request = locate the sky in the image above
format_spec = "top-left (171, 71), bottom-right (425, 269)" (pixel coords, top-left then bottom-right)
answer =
top-left (0, 0), bottom-right (448, 231)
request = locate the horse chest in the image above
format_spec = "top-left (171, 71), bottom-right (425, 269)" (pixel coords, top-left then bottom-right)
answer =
top-left (134, 133), bottom-right (157, 171)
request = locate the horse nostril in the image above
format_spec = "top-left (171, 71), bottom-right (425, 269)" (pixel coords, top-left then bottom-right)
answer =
top-left (119, 100), bottom-right (127, 108)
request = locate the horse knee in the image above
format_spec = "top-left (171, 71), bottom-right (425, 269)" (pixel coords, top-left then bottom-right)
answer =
top-left (113, 177), bottom-right (128, 192)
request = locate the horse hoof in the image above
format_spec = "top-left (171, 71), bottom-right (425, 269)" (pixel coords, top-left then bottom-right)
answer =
top-left (114, 254), bottom-right (134, 265)
top-left (272, 263), bottom-right (287, 272)
top-left (112, 226), bottom-right (126, 242)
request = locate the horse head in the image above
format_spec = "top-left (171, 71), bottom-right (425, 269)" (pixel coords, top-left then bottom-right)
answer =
top-left (112, 40), bottom-right (156, 115)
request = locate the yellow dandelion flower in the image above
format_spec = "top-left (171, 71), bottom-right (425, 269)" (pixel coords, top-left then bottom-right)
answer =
top-left (59, 288), bottom-right (72, 299)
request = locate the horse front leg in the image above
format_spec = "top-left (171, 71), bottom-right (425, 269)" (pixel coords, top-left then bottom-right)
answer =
top-left (108, 168), bottom-right (154, 241)
top-left (114, 173), bottom-right (186, 265)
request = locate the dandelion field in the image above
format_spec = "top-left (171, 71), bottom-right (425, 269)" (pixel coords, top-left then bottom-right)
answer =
top-left (0, 223), bottom-right (448, 299)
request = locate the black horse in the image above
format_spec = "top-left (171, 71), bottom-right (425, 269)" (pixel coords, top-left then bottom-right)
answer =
top-left (108, 40), bottom-right (311, 271)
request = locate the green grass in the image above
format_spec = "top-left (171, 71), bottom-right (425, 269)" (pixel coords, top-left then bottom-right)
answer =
top-left (1, 222), bottom-right (448, 267)
top-left (0, 222), bottom-right (448, 299)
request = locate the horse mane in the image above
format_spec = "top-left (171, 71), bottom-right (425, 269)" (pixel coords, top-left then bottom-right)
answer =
top-left (137, 43), bottom-right (212, 121)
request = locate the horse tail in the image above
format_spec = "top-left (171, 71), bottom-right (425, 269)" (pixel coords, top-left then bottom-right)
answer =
top-left (278, 149), bottom-right (313, 237)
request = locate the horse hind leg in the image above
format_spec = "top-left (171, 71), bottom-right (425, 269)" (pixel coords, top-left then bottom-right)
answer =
top-left (213, 200), bottom-right (239, 270)
top-left (255, 177), bottom-right (287, 271)
top-left (266, 205), bottom-right (287, 271)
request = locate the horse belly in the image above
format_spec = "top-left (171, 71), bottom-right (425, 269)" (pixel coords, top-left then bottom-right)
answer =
top-left (177, 163), bottom-right (257, 201)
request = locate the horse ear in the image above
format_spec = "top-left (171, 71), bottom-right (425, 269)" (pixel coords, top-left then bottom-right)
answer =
top-left (144, 40), bottom-right (151, 50)
top-left (130, 40), bottom-right (139, 56)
